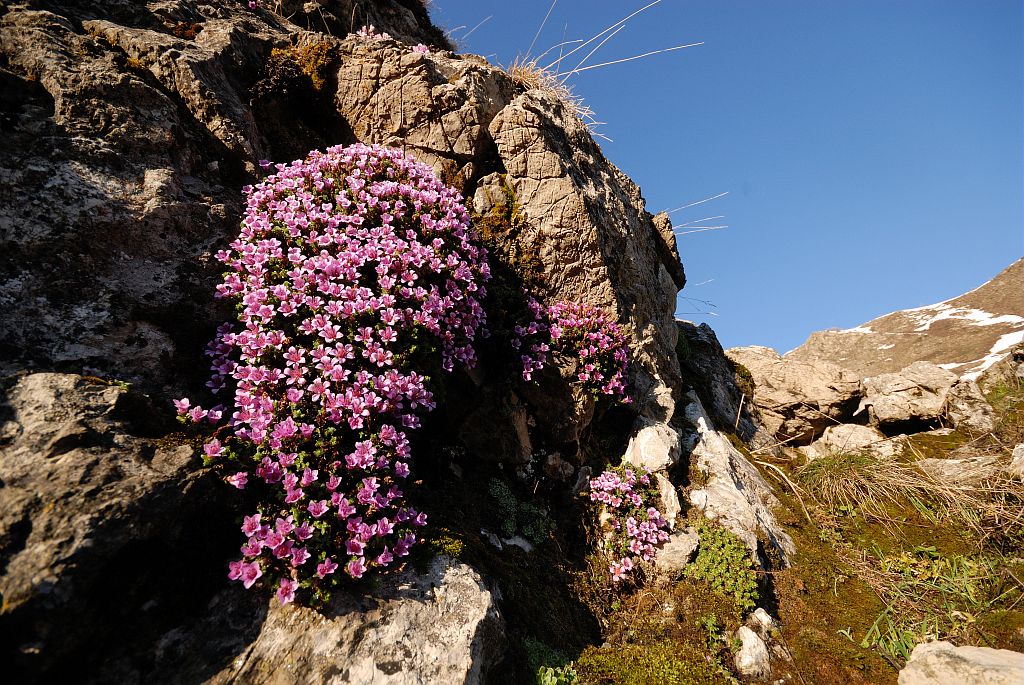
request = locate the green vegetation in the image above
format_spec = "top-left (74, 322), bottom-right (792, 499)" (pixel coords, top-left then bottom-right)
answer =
top-left (685, 519), bottom-right (759, 615)
top-left (525, 637), bottom-right (580, 684)
top-left (574, 642), bottom-right (732, 685)
top-left (271, 41), bottom-right (340, 91)
top-left (488, 478), bottom-right (555, 544)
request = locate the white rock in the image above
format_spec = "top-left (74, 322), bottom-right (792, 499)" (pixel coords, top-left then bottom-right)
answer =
top-left (748, 608), bottom-right (775, 636)
top-left (623, 419), bottom-right (681, 472)
top-left (857, 361), bottom-right (958, 427)
top-left (734, 625), bottom-right (772, 679)
top-left (683, 393), bottom-right (795, 564)
top-left (655, 472), bottom-right (681, 528)
top-left (945, 379), bottom-right (997, 434)
top-left (653, 527), bottom-right (699, 578)
top-left (898, 641), bottom-right (1024, 685)
top-left (798, 423), bottom-right (895, 461)
top-left (1008, 444), bottom-right (1024, 478)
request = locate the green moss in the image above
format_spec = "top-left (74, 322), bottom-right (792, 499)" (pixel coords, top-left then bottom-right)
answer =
top-left (272, 41), bottom-right (339, 91)
top-left (730, 361), bottom-right (755, 401)
top-left (574, 642), bottom-right (732, 685)
top-left (488, 478), bottom-right (554, 544)
top-left (426, 530), bottom-right (465, 559)
top-left (473, 177), bottom-right (545, 292)
top-left (525, 637), bottom-right (579, 684)
top-left (902, 430), bottom-right (968, 460)
top-left (674, 333), bottom-right (691, 363)
top-left (685, 519), bottom-right (759, 615)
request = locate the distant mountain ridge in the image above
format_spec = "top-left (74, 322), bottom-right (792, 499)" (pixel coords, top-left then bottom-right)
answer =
top-left (785, 259), bottom-right (1024, 378)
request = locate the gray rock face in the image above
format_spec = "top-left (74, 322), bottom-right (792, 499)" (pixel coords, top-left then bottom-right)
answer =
top-left (1011, 444), bottom-right (1024, 478)
top-left (945, 379), bottom-right (997, 434)
top-left (734, 625), bottom-right (772, 679)
top-left (725, 345), bottom-right (862, 444)
top-left (857, 361), bottom-right (958, 429)
top-left (676, 321), bottom-right (770, 448)
top-left (898, 641), bottom-right (1024, 685)
top-left (0, 372), bottom-right (230, 681)
top-left (798, 423), bottom-right (902, 461)
top-left (682, 393), bottom-right (795, 565)
top-left (199, 556), bottom-right (505, 685)
top-left (652, 527), bottom-right (699, 578)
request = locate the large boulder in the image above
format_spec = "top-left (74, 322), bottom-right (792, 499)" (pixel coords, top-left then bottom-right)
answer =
top-left (0, 372), bottom-right (231, 682)
top-left (898, 641), bottom-right (1024, 685)
top-left (725, 345), bottom-right (862, 445)
top-left (856, 361), bottom-right (958, 430)
top-left (167, 556), bottom-right (506, 685)
top-left (797, 423), bottom-right (903, 461)
top-left (945, 378), bottom-right (996, 434)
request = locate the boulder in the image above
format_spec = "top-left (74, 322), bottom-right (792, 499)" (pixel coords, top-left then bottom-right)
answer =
top-left (682, 393), bottom-right (795, 565)
top-left (734, 625), bottom-right (772, 679)
top-left (195, 556), bottom-right (506, 685)
top-left (653, 527), bottom-right (699, 578)
top-left (1011, 444), bottom-right (1024, 478)
top-left (0, 372), bottom-right (230, 682)
top-left (898, 641), bottom-right (1024, 685)
top-left (915, 456), bottom-right (1001, 484)
top-left (945, 379), bottom-right (997, 434)
top-left (725, 346), bottom-right (862, 445)
top-left (857, 361), bottom-right (958, 429)
top-left (798, 423), bottom-right (902, 461)
top-left (623, 419), bottom-right (681, 472)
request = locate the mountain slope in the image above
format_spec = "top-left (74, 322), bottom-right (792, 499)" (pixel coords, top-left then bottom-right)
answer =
top-left (786, 259), bottom-right (1024, 378)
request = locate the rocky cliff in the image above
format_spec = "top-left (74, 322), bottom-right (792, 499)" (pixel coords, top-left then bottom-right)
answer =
top-left (0, 2), bottom-right (781, 683)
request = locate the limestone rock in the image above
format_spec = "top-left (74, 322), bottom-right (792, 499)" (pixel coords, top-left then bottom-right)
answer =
top-left (676, 321), bottom-right (772, 449)
top-left (623, 419), bottom-right (681, 472)
top-left (198, 556), bottom-right (506, 685)
top-left (898, 641), bottom-right (1024, 685)
top-left (488, 88), bottom-right (684, 421)
top-left (654, 472), bottom-right (682, 528)
top-left (798, 423), bottom-right (898, 461)
top-left (0, 372), bottom-right (229, 681)
top-left (653, 527), bottom-right (699, 578)
top-left (734, 625), bottom-right (771, 679)
top-left (916, 456), bottom-right (1000, 484)
top-left (725, 345), bottom-right (862, 444)
top-left (945, 379), bottom-right (997, 434)
top-left (857, 361), bottom-right (958, 428)
top-left (1011, 444), bottom-right (1024, 478)
top-left (683, 393), bottom-right (795, 564)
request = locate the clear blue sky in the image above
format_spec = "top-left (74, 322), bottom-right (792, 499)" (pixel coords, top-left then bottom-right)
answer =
top-left (430, 0), bottom-right (1023, 352)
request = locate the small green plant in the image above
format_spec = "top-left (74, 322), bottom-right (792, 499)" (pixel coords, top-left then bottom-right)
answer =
top-left (488, 478), bottom-right (554, 544)
top-left (524, 637), bottom-right (579, 685)
top-left (685, 519), bottom-right (759, 615)
top-left (852, 545), bottom-right (1017, 663)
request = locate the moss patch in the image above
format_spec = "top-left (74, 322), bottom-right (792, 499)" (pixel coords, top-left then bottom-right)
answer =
top-left (575, 641), bottom-right (731, 685)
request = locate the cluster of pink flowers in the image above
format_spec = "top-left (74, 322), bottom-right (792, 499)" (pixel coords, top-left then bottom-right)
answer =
top-left (514, 299), bottom-right (630, 400)
top-left (355, 25), bottom-right (392, 41)
top-left (588, 466), bottom-right (670, 582)
top-left (180, 143), bottom-right (489, 605)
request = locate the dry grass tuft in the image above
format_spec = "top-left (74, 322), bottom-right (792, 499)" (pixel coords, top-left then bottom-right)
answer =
top-left (506, 57), bottom-right (601, 130)
top-left (798, 450), bottom-right (1024, 543)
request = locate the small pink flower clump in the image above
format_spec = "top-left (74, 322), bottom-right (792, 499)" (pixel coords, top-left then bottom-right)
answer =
top-left (589, 466), bottom-right (670, 581)
top-left (412, 44), bottom-right (430, 55)
top-left (185, 143), bottom-right (489, 605)
top-left (515, 299), bottom-right (630, 400)
top-left (355, 25), bottom-right (392, 41)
